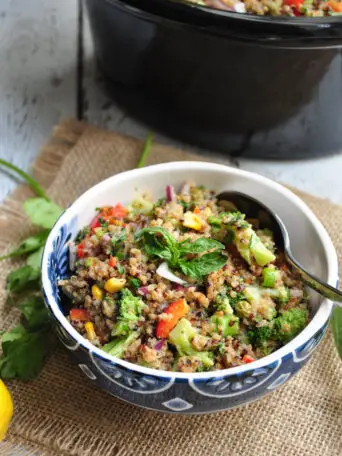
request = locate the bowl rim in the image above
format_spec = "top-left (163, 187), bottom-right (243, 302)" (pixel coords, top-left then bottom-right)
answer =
top-left (42, 161), bottom-right (338, 380)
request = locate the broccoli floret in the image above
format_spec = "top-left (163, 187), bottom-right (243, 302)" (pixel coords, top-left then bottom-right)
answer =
top-left (232, 222), bottom-right (276, 267)
top-left (119, 288), bottom-right (146, 321)
top-left (128, 195), bottom-right (154, 215)
top-left (249, 325), bottom-right (274, 347)
top-left (214, 294), bottom-right (234, 314)
top-left (274, 308), bottom-right (308, 343)
top-left (111, 320), bottom-right (130, 337)
top-left (210, 313), bottom-right (239, 337)
top-left (112, 288), bottom-right (146, 336)
top-left (169, 318), bottom-right (214, 370)
top-left (235, 300), bottom-right (252, 318)
top-left (102, 332), bottom-right (138, 358)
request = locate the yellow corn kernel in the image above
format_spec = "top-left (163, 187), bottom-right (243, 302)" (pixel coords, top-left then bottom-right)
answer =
top-left (85, 322), bottom-right (96, 340)
top-left (203, 207), bottom-right (212, 217)
top-left (104, 277), bottom-right (126, 293)
top-left (91, 284), bottom-right (103, 301)
top-left (183, 212), bottom-right (203, 231)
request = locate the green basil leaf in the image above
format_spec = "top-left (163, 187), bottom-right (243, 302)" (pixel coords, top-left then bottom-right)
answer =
top-left (135, 227), bottom-right (178, 264)
top-left (24, 197), bottom-right (63, 229)
top-left (135, 226), bottom-right (176, 248)
top-left (178, 237), bottom-right (225, 255)
top-left (0, 229), bottom-right (50, 261)
top-left (178, 252), bottom-right (227, 279)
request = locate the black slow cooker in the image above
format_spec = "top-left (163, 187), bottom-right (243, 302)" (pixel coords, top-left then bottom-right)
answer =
top-left (85, 0), bottom-right (342, 158)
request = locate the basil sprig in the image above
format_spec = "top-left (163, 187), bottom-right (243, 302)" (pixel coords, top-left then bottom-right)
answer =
top-left (135, 227), bottom-right (227, 280)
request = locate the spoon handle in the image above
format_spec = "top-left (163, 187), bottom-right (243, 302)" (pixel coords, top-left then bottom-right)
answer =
top-left (285, 253), bottom-right (342, 305)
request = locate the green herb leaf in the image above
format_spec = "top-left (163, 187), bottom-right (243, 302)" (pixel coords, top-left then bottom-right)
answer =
top-left (137, 132), bottom-right (153, 168)
top-left (178, 252), bottom-right (227, 280)
top-left (6, 266), bottom-right (40, 294)
top-left (27, 246), bottom-right (44, 271)
top-left (110, 232), bottom-right (127, 247)
top-left (129, 277), bottom-right (141, 289)
top-left (0, 324), bottom-right (51, 380)
top-left (117, 263), bottom-right (125, 275)
top-left (18, 295), bottom-right (50, 330)
top-left (0, 229), bottom-right (50, 261)
top-left (135, 227), bottom-right (178, 264)
top-left (75, 226), bottom-right (91, 243)
top-left (178, 238), bottom-right (225, 255)
top-left (24, 197), bottom-right (63, 229)
top-left (0, 158), bottom-right (48, 199)
top-left (332, 306), bottom-right (342, 359)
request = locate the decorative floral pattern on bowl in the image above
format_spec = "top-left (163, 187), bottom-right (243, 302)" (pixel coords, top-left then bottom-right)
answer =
top-left (90, 351), bottom-right (175, 394)
top-left (190, 360), bottom-right (281, 398)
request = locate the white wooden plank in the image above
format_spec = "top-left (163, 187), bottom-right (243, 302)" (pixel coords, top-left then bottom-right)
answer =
top-left (0, 0), bottom-right (78, 200)
top-left (82, 8), bottom-right (342, 204)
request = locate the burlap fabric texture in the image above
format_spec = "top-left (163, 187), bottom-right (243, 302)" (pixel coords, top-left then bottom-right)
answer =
top-left (0, 120), bottom-right (341, 456)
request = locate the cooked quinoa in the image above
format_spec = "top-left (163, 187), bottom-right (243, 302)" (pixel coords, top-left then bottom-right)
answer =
top-left (59, 184), bottom-right (309, 373)
top-left (190, 0), bottom-right (342, 17)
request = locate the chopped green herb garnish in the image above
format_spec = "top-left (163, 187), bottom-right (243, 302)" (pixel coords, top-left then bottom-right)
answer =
top-left (117, 263), bottom-right (125, 275)
top-left (129, 278), bottom-right (141, 289)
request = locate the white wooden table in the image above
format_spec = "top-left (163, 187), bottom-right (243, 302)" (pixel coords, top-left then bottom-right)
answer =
top-left (1, 0), bottom-right (342, 204)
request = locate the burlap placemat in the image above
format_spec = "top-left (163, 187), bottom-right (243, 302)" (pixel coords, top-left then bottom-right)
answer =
top-left (1, 120), bottom-right (342, 456)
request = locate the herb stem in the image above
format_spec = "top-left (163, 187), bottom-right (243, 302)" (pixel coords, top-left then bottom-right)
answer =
top-left (137, 132), bottom-right (153, 169)
top-left (0, 158), bottom-right (49, 200)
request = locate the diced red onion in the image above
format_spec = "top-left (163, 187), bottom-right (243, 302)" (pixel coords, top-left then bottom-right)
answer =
top-left (160, 302), bottom-right (169, 311)
top-left (138, 287), bottom-right (149, 296)
top-left (166, 185), bottom-right (176, 202)
top-left (156, 262), bottom-right (188, 285)
top-left (290, 288), bottom-right (303, 299)
top-left (234, 2), bottom-right (246, 12)
top-left (102, 234), bottom-right (111, 243)
top-left (154, 339), bottom-right (165, 351)
top-left (180, 183), bottom-right (190, 195)
top-left (68, 241), bottom-right (76, 271)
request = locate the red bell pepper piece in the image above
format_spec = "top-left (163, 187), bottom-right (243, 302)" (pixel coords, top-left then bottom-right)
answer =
top-left (111, 203), bottom-right (127, 219)
top-left (77, 241), bottom-right (86, 258)
top-left (156, 298), bottom-right (189, 339)
top-left (69, 308), bottom-right (90, 321)
top-left (109, 255), bottom-right (117, 268)
top-left (242, 354), bottom-right (255, 364)
top-left (283, 0), bottom-right (303, 9)
top-left (90, 216), bottom-right (101, 231)
top-left (329, 0), bottom-right (342, 11)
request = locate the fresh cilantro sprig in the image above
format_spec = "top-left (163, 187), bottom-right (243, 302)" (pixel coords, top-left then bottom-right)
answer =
top-left (0, 158), bottom-right (63, 380)
top-left (135, 227), bottom-right (227, 280)
top-left (0, 296), bottom-right (54, 380)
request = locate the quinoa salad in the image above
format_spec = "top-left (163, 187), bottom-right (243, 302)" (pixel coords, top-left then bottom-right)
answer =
top-left (59, 184), bottom-right (309, 373)
top-left (189, 0), bottom-right (342, 17)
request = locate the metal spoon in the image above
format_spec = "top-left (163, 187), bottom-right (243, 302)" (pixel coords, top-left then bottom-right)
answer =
top-left (217, 191), bottom-right (342, 304)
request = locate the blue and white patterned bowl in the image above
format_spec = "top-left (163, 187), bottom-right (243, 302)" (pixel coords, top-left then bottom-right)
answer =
top-left (42, 162), bottom-right (338, 414)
